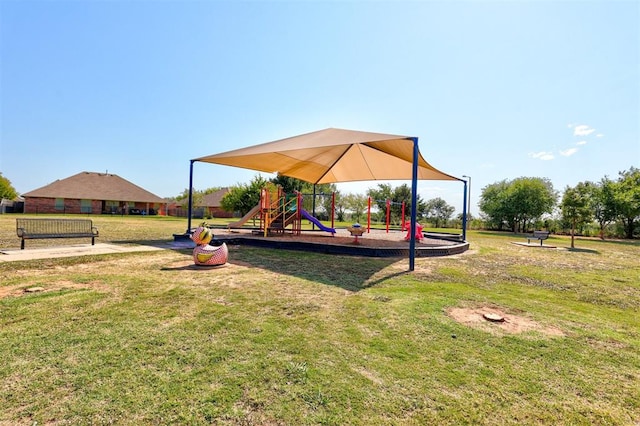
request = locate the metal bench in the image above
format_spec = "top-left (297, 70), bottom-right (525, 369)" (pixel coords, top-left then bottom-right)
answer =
top-left (16, 218), bottom-right (99, 250)
top-left (527, 230), bottom-right (550, 246)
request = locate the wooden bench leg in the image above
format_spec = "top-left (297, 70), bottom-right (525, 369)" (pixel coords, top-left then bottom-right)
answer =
top-left (21, 239), bottom-right (25, 250)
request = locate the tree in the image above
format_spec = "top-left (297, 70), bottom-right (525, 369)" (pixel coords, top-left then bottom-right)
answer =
top-left (478, 180), bottom-right (514, 230)
top-left (561, 183), bottom-right (593, 248)
top-left (479, 177), bottom-right (557, 232)
top-left (0, 173), bottom-right (18, 200)
top-left (424, 197), bottom-right (455, 228)
top-left (269, 173), bottom-right (337, 219)
top-left (175, 188), bottom-right (203, 209)
top-left (270, 174), bottom-right (306, 194)
top-left (367, 184), bottom-right (393, 212)
top-left (507, 177), bottom-right (557, 232)
top-left (313, 184), bottom-right (338, 220)
top-left (220, 175), bottom-right (269, 216)
top-left (342, 193), bottom-right (368, 223)
top-left (613, 167), bottom-right (640, 239)
top-left (367, 183), bottom-right (425, 225)
top-left (590, 178), bottom-right (618, 240)
top-left (334, 192), bottom-right (347, 222)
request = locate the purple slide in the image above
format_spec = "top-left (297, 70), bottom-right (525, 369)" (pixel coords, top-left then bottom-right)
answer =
top-left (300, 209), bottom-right (336, 234)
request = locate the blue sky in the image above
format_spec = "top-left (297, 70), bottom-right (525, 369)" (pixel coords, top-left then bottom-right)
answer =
top-left (1, 0), bottom-right (638, 215)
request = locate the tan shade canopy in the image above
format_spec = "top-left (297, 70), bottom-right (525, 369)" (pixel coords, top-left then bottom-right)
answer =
top-left (195, 128), bottom-right (460, 184)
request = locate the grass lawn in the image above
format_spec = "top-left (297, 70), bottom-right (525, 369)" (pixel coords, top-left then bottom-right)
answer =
top-left (1, 215), bottom-right (639, 425)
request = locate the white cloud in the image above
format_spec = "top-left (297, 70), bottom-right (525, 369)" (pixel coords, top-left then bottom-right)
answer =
top-left (529, 151), bottom-right (555, 161)
top-left (574, 124), bottom-right (596, 136)
top-left (567, 123), bottom-right (574, 128)
top-left (596, 133), bottom-right (604, 137)
top-left (576, 140), bottom-right (587, 146)
top-left (560, 148), bottom-right (579, 157)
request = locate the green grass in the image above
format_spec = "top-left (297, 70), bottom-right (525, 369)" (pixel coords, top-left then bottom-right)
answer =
top-left (0, 215), bottom-right (639, 425)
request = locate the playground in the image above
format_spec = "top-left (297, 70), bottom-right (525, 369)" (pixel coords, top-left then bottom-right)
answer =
top-left (186, 128), bottom-right (470, 270)
top-left (215, 226), bottom-right (467, 258)
top-left (212, 184), bottom-right (468, 258)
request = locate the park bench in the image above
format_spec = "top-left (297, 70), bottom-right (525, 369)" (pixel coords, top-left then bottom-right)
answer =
top-left (16, 218), bottom-right (99, 250)
top-left (526, 230), bottom-right (550, 246)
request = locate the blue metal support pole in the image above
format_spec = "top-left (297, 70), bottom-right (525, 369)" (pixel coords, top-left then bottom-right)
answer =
top-left (462, 180), bottom-right (468, 242)
top-left (187, 160), bottom-right (195, 234)
top-left (409, 137), bottom-right (419, 271)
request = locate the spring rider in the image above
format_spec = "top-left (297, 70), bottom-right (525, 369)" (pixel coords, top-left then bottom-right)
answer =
top-left (190, 223), bottom-right (228, 266)
top-left (403, 221), bottom-right (424, 242)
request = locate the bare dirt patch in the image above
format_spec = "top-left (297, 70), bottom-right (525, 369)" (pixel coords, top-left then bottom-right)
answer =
top-left (447, 305), bottom-right (565, 337)
top-left (0, 280), bottom-right (109, 300)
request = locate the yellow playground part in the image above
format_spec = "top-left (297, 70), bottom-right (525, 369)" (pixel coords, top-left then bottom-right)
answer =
top-left (227, 204), bottom-right (261, 229)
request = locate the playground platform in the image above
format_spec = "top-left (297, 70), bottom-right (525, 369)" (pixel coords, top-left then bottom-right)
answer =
top-left (210, 228), bottom-right (469, 258)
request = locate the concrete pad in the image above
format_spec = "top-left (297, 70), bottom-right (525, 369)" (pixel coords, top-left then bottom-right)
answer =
top-left (510, 242), bottom-right (557, 249)
top-left (0, 243), bottom-right (166, 262)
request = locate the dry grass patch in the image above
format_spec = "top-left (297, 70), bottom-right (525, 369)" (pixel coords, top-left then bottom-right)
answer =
top-left (0, 279), bottom-right (111, 300)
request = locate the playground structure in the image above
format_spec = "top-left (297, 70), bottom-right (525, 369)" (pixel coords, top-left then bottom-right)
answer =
top-left (227, 188), bottom-right (425, 241)
top-left (228, 186), bottom-right (335, 237)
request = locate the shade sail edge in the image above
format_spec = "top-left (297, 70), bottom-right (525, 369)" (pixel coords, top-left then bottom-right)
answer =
top-left (193, 128), bottom-right (462, 183)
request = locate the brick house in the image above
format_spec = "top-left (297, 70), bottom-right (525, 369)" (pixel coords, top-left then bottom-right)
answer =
top-left (165, 188), bottom-right (233, 218)
top-left (22, 171), bottom-right (167, 215)
top-left (201, 188), bottom-right (233, 218)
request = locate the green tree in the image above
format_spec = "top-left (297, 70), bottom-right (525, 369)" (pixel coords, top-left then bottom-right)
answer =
top-left (561, 183), bottom-right (593, 248)
top-left (479, 177), bottom-right (557, 232)
top-left (507, 177), bottom-right (557, 232)
top-left (270, 174), bottom-right (307, 194)
top-left (613, 167), bottom-right (640, 239)
top-left (175, 188), bottom-right (204, 209)
top-left (221, 175), bottom-right (270, 216)
top-left (306, 184), bottom-right (338, 220)
top-left (589, 178), bottom-right (618, 240)
top-left (0, 173), bottom-right (18, 200)
top-left (367, 183), bottom-right (425, 225)
top-left (478, 180), bottom-right (513, 230)
top-left (367, 184), bottom-right (393, 211)
top-left (342, 193), bottom-right (368, 223)
top-left (424, 197), bottom-right (455, 228)
top-left (269, 173), bottom-right (337, 219)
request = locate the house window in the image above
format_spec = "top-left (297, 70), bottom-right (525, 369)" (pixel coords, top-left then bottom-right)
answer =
top-left (80, 199), bottom-right (92, 213)
top-left (105, 200), bottom-right (118, 214)
top-left (55, 198), bottom-right (65, 211)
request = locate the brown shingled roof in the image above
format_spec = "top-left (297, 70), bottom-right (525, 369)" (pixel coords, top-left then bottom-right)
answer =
top-left (22, 171), bottom-right (166, 203)
top-left (200, 188), bottom-right (230, 207)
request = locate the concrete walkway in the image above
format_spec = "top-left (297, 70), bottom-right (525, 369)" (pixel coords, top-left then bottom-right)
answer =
top-left (0, 243), bottom-right (167, 262)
